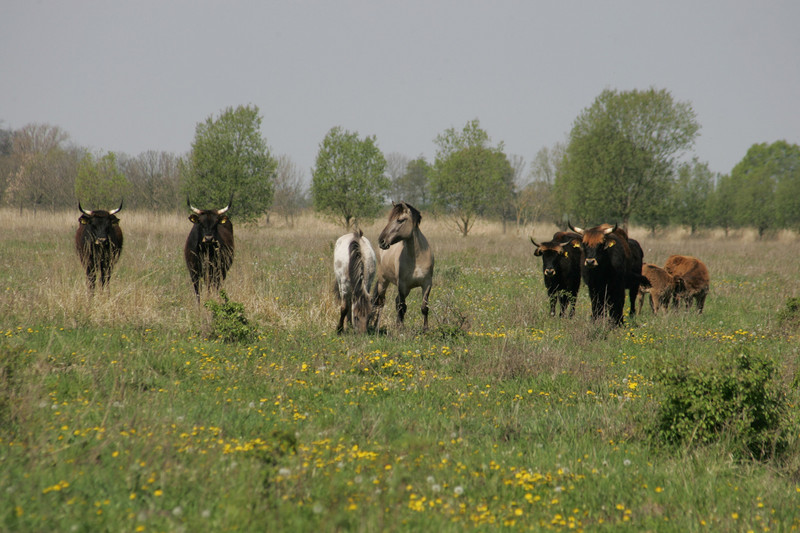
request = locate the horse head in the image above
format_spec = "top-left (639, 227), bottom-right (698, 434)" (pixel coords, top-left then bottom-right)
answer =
top-left (378, 201), bottom-right (421, 250)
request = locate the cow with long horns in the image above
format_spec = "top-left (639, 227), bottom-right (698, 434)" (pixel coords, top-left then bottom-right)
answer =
top-left (184, 198), bottom-right (234, 298)
top-left (75, 201), bottom-right (124, 292)
top-left (569, 223), bottom-right (648, 326)
top-left (530, 231), bottom-right (582, 318)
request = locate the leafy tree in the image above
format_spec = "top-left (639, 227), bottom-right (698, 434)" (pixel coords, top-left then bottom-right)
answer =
top-left (708, 173), bottom-right (736, 236)
top-left (432, 145), bottom-right (514, 236)
top-left (556, 88), bottom-right (700, 229)
top-left (430, 119), bottom-right (513, 236)
top-left (181, 105), bottom-right (276, 222)
top-left (728, 141), bottom-right (800, 236)
top-left (390, 156), bottom-right (431, 208)
top-left (311, 126), bottom-right (388, 229)
top-left (74, 151), bottom-right (131, 209)
top-left (670, 158), bottom-right (715, 234)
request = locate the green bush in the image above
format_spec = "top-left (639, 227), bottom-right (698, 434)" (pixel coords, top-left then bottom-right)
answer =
top-left (652, 346), bottom-right (788, 460)
top-left (204, 290), bottom-right (257, 342)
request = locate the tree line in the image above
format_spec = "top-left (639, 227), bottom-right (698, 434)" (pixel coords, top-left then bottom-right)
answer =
top-left (2, 90), bottom-right (799, 236)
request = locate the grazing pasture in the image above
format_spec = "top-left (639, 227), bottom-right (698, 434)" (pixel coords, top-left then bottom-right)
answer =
top-left (1, 208), bottom-right (800, 532)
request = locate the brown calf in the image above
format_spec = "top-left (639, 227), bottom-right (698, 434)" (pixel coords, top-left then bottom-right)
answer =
top-left (637, 263), bottom-right (678, 314)
top-left (664, 255), bottom-right (709, 313)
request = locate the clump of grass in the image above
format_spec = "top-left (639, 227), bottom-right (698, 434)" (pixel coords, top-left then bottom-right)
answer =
top-left (204, 289), bottom-right (258, 342)
top-left (651, 345), bottom-right (789, 460)
top-left (777, 296), bottom-right (800, 330)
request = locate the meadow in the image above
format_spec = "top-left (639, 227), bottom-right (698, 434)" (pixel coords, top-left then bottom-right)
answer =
top-left (1, 207), bottom-right (799, 532)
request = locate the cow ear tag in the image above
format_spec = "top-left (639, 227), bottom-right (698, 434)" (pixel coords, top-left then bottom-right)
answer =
top-left (189, 214), bottom-right (199, 223)
top-left (80, 217), bottom-right (88, 225)
top-left (219, 216), bottom-right (228, 224)
top-left (573, 242), bottom-right (580, 248)
top-left (564, 251), bottom-right (569, 257)
top-left (607, 241), bottom-right (615, 248)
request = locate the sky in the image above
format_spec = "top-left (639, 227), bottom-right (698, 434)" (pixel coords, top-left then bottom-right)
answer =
top-left (2, 1), bottom-right (799, 181)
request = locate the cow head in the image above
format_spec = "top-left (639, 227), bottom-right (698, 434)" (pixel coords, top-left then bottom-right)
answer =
top-left (531, 237), bottom-right (578, 277)
top-left (78, 201), bottom-right (122, 245)
top-left (378, 201), bottom-right (421, 250)
top-left (188, 198), bottom-right (232, 245)
top-left (569, 222), bottom-right (616, 269)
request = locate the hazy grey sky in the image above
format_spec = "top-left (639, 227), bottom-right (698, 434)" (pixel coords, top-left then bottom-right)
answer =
top-left (3, 1), bottom-right (799, 179)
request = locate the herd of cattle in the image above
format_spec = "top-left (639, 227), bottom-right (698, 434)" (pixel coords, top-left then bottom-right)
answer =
top-left (531, 225), bottom-right (710, 324)
top-left (75, 200), bottom-right (709, 332)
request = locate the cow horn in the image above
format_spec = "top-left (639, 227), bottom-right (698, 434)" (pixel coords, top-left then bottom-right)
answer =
top-left (216, 202), bottom-right (231, 215)
top-left (187, 198), bottom-right (202, 215)
top-left (603, 224), bottom-right (616, 235)
top-left (530, 236), bottom-right (540, 247)
top-left (568, 221), bottom-right (584, 235)
top-left (109, 200), bottom-right (123, 215)
top-left (78, 202), bottom-right (92, 216)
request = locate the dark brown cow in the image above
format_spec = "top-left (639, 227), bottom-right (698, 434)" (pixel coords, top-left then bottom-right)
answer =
top-left (184, 199), bottom-right (234, 299)
top-left (75, 201), bottom-right (123, 292)
top-left (664, 255), bottom-right (709, 312)
top-left (637, 263), bottom-right (678, 314)
top-left (530, 231), bottom-right (582, 317)
top-left (569, 223), bottom-right (649, 326)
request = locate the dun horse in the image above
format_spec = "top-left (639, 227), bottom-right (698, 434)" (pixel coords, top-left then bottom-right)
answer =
top-left (333, 230), bottom-right (377, 334)
top-left (372, 202), bottom-right (434, 331)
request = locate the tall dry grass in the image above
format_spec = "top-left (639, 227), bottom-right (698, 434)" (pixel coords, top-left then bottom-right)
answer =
top-left (2, 207), bottom-right (799, 334)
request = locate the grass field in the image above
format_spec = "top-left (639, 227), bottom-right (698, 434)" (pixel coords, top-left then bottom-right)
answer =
top-left (1, 208), bottom-right (799, 532)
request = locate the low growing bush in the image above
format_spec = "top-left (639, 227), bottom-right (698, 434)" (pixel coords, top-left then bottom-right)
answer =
top-left (652, 345), bottom-right (789, 460)
top-left (204, 289), bottom-right (258, 342)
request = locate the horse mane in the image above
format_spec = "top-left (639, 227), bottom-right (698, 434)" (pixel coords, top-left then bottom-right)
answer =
top-left (348, 233), bottom-right (371, 322)
top-left (390, 201), bottom-right (422, 226)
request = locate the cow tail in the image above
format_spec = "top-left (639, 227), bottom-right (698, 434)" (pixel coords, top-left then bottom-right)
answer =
top-left (349, 238), bottom-right (371, 320)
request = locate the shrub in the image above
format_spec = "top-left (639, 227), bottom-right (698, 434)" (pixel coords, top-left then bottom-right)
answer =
top-left (204, 290), bottom-right (257, 343)
top-left (652, 346), bottom-right (789, 460)
top-left (777, 296), bottom-right (800, 329)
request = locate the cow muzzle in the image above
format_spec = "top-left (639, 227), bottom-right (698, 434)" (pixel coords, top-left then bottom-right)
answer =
top-left (584, 258), bottom-right (598, 268)
top-left (94, 237), bottom-right (108, 245)
top-left (544, 268), bottom-right (556, 277)
top-left (203, 235), bottom-right (216, 243)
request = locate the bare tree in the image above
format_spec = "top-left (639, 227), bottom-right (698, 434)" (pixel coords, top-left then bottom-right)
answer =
top-left (5, 123), bottom-right (79, 213)
top-left (121, 150), bottom-right (182, 211)
top-left (271, 154), bottom-right (307, 226)
top-left (385, 152), bottom-right (411, 201)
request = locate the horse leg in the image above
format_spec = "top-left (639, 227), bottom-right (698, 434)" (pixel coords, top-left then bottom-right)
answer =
top-left (421, 280), bottom-right (432, 332)
top-left (337, 298), bottom-right (348, 334)
top-left (395, 292), bottom-right (407, 326)
top-left (371, 279), bottom-right (388, 331)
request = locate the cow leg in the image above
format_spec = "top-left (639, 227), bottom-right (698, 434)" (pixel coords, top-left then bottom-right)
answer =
top-left (421, 280), bottom-right (432, 332)
top-left (558, 293), bottom-right (569, 317)
top-left (628, 286), bottom-right (638, 317)
top-left (567, 293), bottom-right (577, 318)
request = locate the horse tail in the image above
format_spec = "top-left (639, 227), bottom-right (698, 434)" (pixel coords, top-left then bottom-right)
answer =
top-left (348, 235), bottom-right (371, 320)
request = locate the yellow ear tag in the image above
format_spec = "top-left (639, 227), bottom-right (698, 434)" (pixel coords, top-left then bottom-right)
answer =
top-left (608, 241), bottom-right (615, 248)
top-left (573, 242), bottom-right (580, 248)
top-left (564, 251), bottom-right (569, 257)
